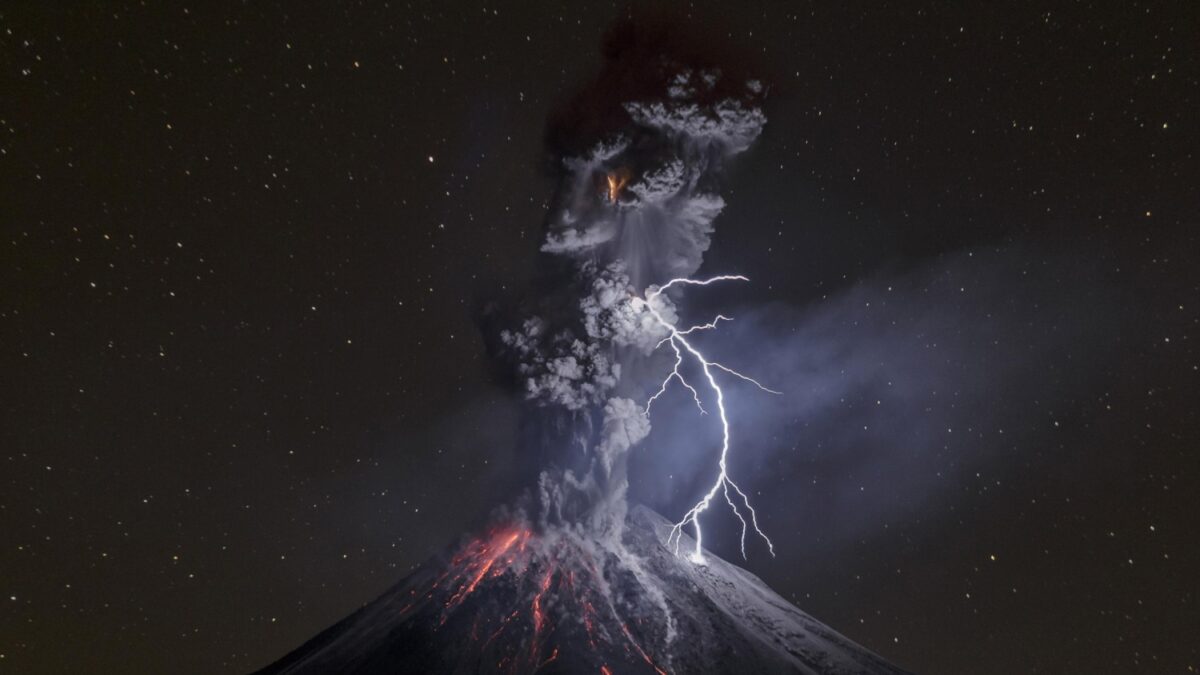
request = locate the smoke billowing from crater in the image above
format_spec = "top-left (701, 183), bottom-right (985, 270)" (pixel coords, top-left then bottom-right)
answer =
top-left (495, 19), bottom-right (769, 544)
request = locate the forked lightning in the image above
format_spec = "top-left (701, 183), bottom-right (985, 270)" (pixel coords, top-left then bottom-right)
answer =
top-left (639, 276), bottom-right (780, 563)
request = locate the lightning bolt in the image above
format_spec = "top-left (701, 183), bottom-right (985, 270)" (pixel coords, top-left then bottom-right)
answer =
top-left (640, 275), bottom-right (780, 564)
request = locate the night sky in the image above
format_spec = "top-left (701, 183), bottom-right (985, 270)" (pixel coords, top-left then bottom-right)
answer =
top-left (3, 2), bottom-right (1198, 674)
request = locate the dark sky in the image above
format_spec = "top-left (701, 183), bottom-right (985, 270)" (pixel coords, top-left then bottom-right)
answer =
top-left (2, 2), bottom-right (1197, 673)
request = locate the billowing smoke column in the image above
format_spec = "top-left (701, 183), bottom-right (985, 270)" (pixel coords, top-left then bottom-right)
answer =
top-left (498, 21), bottom-right (774, 561)
top-left (257, 24), bottom-right (924, 675)
top-left (407, 27), bottom-right (783, 667)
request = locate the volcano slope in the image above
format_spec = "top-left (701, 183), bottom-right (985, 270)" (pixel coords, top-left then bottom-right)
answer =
top-left (256, 506), bottom-right (912, 675)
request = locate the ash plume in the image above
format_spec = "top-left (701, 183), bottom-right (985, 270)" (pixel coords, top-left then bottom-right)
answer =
top-left (493, 19), bottom-right (768, 540)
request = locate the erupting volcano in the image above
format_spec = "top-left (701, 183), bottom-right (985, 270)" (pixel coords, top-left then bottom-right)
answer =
top-left (259, 18), bottom-right (911, 675)
top-left (257, 507), bottom-right (909, 675)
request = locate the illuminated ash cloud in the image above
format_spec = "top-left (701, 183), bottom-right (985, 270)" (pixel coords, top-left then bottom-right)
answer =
top-left (508, 78), bottom-right (765, 408)
top-left (493, 20), bottom-right (769, 549)
top-left (500, 316), bottom-right (620, 411)
top-left (595, 397), bottom-right (652, 476)
top-left (627, 72), bottom-right (766, 153)
top-left (580, 263), bottom-right (674, 354)
top-left (541, 66), bottom-right (765, 285)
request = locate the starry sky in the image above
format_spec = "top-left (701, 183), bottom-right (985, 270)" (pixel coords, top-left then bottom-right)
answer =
top-left (2, 2), bottom-right (1197, 673)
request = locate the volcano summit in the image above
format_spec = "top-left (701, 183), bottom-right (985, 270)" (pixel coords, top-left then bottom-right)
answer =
top-left (257, 506), bottom-right (910, 675)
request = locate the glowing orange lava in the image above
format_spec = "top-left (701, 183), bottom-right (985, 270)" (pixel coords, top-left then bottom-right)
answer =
top-left (398, 524), bottom-right (670, 674)
top-left (442, 528), bottom-right (529, 617)
top-left (529, 567), bottom-right (554, 661)
top-left (604, 169), bottom-right (630, 203)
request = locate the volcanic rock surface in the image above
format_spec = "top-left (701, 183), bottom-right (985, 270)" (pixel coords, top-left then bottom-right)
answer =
top-left (256, 506), bottom-right (912, 675)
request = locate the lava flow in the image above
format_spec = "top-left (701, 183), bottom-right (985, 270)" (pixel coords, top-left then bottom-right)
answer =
top-left (394, 525), bottom-right (668, 674)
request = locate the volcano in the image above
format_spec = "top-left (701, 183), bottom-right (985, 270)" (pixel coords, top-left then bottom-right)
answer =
top-left (256, 506), bottom-right (911, 675)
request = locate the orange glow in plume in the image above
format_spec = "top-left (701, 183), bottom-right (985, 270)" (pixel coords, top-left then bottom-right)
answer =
top-left (604, 169), bottom-right (630, 203)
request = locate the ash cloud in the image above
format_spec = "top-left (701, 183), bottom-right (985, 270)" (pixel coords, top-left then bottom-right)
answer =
top-left (540, 74), bottom-right (764, 285)
top-left (490, 18), bottom-right (768, 534)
